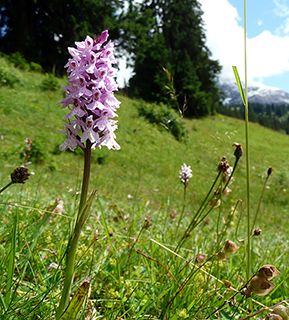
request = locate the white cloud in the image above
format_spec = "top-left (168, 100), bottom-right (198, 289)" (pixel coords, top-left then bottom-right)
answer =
top-left (199, 0), bottom-right (289, 85)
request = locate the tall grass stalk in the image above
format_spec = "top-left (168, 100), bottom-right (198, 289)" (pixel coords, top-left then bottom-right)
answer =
top-left (232, 0), bottom-right (251, 280)
top-left (243, 0), bottom-right (251, 281)
top-left (251, 168), bottom-right (271, 233)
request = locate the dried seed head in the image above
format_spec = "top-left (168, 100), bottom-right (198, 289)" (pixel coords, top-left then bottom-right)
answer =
top-left (218, 157), bottom-right (230, 173)
top-left (267, 167), bottom-right (273, 176)
top-left (223, 187), bottom-right (232, 196)
top-left (10, 167), bottom-right (30, 184)
top-left (223, 280), bottom-right (232, 288)
top-left (143, 216), bottom-right (152, 229)
top-left (257, 265), bottom-right (280, 280)
top-left (272, 305), bottom-right (289, 320)
top-left (217, 251), bottom-right (226, 260)
top-left (209, 198), bottom-right (221, 208)
top-left (245, 275), bottom-right (275, 296)
top-left (253, 228), bottom-right (262, 236)
top-left (233, 143), bottom-right (243, 159)
top-left (52, 198), bottom-right (65, 215)
top-left (169, 209), bottom-right (177, 220)
top-left (223, 240), bottom-right (239, 255)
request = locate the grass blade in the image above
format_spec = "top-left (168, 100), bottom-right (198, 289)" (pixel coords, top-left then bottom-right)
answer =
top-left (232, 66), bottom-right (246, 107)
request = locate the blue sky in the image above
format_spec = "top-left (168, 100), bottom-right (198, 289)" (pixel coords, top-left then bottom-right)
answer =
top-left (199, 0), bottom-right (289, 92)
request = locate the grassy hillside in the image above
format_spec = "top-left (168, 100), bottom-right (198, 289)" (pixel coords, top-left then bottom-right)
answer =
top-left (0, 55), bottom-right (289, 319)
top-left (1, 55), bottom-right (288, 222)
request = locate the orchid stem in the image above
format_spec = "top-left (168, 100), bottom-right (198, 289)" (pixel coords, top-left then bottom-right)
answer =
top-left (56, 143), bottom-right (92, 319)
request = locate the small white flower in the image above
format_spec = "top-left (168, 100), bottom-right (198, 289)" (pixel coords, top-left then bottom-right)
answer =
top-left (179, 163), bottom-right (192, 185)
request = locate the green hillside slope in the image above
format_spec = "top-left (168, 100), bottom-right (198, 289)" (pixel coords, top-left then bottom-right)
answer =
top-left (0, 55), bottom-right (288, 222)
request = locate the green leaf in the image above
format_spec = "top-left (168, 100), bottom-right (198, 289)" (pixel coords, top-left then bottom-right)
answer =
top-left (232, 66), bottom-right (246, 107)
top-left (59, 278), bottom-right (90, 320)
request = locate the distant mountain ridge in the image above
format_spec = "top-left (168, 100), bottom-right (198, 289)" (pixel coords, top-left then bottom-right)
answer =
top-left (219, 81), bottom-right (289, 106)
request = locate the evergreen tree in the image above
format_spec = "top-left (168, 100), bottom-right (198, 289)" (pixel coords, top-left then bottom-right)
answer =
top-left (123, 0), bottom-right (222, 117)
top-left (0, 0), bottom-right (121, 72)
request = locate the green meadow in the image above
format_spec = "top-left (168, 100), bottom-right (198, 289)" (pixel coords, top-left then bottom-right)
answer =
top-left (0, 56), bottom-right (289, 319)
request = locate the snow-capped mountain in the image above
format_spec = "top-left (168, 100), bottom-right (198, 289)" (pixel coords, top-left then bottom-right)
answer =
top-left (219, 81), bottom-right (289, 105)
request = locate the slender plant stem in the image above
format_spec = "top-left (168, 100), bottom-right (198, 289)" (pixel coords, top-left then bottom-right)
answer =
top-left (243, 0), bottom-right (251, 280)
top-left (56, 143), bottom-right (92, 319)
top-left (176, 185), bottom-right (187, 233)
top-left (251, 174), bottom-right (270, 233)
top-left (0, 181), bottom-right (13, 194)
top-left (175, 171), bottom-right (221, 252)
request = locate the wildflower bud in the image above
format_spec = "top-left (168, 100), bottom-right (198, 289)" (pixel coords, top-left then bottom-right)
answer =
top-left (195, 253), bottom-right (206, 264)
top-left (253, 228), bottom-right (262, 236)
top-left (233, 143), bottom-right (243, 159)
top-left (223, 240), bottom-right (239, 255)
top-left (179, 163), bottom-right (192, 186)
top-left (267, 167), bottom-right (273, 176)
top-left (272, 305), bottom-right (289, 320)
top-left (257, 265), bottom-right (280, 280)
top-left (10, 167), bottom-right (30, 184)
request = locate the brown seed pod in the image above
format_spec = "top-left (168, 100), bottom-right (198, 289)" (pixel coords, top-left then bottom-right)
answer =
top-left (223, 240), bottom-right (239, 255)
top-left (257, 265), bottom-right (280, 280)
top-left (245, 275), bottom-right (274, 296)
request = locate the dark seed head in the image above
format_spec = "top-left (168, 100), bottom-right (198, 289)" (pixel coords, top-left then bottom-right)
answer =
top-left (253, 228), bottom-right (262, 236)
top-left (233, 143), bottom-right (243, 160)
top-left (10, 167), bottom-right (30, 184)
top-left (267, 167), bottom-right (273, 176)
